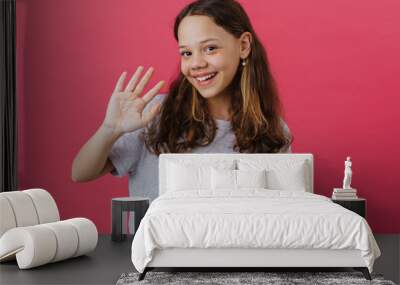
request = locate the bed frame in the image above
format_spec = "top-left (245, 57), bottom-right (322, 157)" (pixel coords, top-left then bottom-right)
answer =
top-left (138, 154), bottom-right (371, 281)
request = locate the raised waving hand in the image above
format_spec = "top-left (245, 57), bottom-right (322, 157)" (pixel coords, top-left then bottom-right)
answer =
top-left (102, 66), bottom-right (165, 135)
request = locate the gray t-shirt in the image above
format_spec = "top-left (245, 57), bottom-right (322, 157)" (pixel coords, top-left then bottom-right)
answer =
top-left (109, 94), bottom-right (291, 202)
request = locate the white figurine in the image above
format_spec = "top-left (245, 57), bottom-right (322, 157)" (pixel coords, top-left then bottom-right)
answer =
top-left (342, 156), bottom-right (352, 189)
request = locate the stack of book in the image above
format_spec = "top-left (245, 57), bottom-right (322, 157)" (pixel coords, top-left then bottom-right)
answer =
top-left (332, 188), bottom-right (358, 200)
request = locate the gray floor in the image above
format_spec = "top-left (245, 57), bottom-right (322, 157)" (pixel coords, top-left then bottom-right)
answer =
top-left (0, 234), bottom-right (399, 285)
top-left (374, 234), bottom-right (400, 284)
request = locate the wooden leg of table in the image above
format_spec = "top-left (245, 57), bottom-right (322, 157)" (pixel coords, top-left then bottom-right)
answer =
top-left (122, 210), bottom-right (127, 235)
top-left (111, 203), bottom-right (125, 242)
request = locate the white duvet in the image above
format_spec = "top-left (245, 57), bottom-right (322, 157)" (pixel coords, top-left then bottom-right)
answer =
top-left (131, 189), bottom-right (381, 273)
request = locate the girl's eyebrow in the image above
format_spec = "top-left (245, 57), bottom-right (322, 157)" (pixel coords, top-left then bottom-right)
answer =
top-left (179, 38), bottom-right (219, 48)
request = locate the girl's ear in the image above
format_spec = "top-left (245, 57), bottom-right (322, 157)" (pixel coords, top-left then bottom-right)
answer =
top-left (239, 32), bottom-right (252, 59)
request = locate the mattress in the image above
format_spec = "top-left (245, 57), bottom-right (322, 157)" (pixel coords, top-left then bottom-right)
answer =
top-left (131, 189), bottom-right (381, 273)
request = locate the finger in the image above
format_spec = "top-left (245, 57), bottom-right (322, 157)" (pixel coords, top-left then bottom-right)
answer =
top-left (142, 80), bottom-right (165, 103)
top-left (114, 71), bottom-right (127, 93)
top-left (124, 66), bottom-right (144, 92)
top-left (131, 67), bottom-right (154, 99)
top-left (142, 101), bottom-right (162, 126)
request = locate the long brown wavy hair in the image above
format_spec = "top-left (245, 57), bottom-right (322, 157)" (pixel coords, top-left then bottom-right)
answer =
top-left (143, 0), bottom-right (292, 154)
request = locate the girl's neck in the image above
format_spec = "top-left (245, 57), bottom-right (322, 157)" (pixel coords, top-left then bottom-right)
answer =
top-left (207, 92), bottom-right (232, 121)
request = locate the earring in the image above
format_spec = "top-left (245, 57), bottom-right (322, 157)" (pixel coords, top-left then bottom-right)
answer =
top-left (241, 59), bottom-right (247, 66)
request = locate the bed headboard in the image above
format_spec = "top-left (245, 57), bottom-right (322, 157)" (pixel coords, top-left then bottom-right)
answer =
top-left (159, 153), bottom-right (314, 195)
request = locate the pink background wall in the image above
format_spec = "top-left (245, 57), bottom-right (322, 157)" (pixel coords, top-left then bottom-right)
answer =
top-left (16, 0), bottom-right (400, 233)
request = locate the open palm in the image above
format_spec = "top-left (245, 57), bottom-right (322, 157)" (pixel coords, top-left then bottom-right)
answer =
top-left (103, 66), bottom-right (165, 134)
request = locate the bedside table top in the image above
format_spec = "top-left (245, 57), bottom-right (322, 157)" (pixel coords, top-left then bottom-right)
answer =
top-left (112, 196), bottom-right (149, 202)
top-left (331, 198), bottom-right (365, 201)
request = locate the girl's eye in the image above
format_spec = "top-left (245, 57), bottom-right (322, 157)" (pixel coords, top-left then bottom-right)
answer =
top-left (180, 46), bottom-right (217, 57)
top-left (180, 51), bottom-right (191, 57)
top-left (206, 46), bottom-right (217, 52)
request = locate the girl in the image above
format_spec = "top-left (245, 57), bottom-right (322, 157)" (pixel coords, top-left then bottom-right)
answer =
top-left (72, 0), bottom-right (292, 204)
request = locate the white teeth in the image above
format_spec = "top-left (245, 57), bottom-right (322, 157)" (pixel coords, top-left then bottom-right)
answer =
top-left (196, 73), bottom-right (216, 82)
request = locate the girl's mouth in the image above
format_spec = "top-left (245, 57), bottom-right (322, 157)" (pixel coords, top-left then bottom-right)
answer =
top-left (194, 72), bottom-right (218, 87)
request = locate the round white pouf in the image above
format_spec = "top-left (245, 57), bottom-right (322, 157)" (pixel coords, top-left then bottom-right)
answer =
top-left (0, 218), bottom-right (98, 269)
top-left (0, 225), bottom-right (57, 269)
top-left (42, 220), bottom-right (79, 262)
top-left (0, 196), bottom-right (17, 237)
top-left (0, 191), bottom-right (39, 227)
top-left (66, 218), bottom-right (98, 257)
top-left (23, 188), bottom-right (60, 224)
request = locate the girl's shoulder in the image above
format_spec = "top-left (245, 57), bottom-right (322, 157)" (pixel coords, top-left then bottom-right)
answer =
top-left (279, 117), bottom-right (292, 153)
top-left (279, 117), bottom-right (291, 136)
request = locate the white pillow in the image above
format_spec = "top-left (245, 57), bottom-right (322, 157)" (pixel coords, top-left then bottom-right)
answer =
top-left (266, 164), bottom-right (306, 191)
top-left (238, 159), bottom-right (307, 191)
top-left (237, 169), bottom-right (267, 188)
top-left (211, 168), bottom-right (267, 190)
top-left (211, 168), bottom-right (236, 190)
top-left (167, 162), bottom-right (211, 191)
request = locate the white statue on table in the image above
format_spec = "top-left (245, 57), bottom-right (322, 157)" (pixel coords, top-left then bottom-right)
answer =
top-left (342, 156), bottom-right (352, 189)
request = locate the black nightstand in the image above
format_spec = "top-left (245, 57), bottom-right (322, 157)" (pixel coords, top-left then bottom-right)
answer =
top-left (332, 198), bottom-right (366, 218)
top-left (111, 197), bottom-right (149, 242)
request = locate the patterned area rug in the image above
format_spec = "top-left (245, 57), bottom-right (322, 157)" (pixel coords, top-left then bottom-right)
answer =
top-left (116, 271), bottom-right (396, 285)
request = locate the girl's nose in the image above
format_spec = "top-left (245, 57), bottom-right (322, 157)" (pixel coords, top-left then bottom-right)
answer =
top-left (190, 53), bottom-right (207, 70)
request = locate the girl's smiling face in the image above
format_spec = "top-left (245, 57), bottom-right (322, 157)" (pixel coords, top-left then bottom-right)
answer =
top-left (178, 15), bottom-right (251, 100)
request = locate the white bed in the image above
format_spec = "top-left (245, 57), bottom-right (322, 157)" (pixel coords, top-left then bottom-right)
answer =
top-left (131, 154), bottom-right (381, 281)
